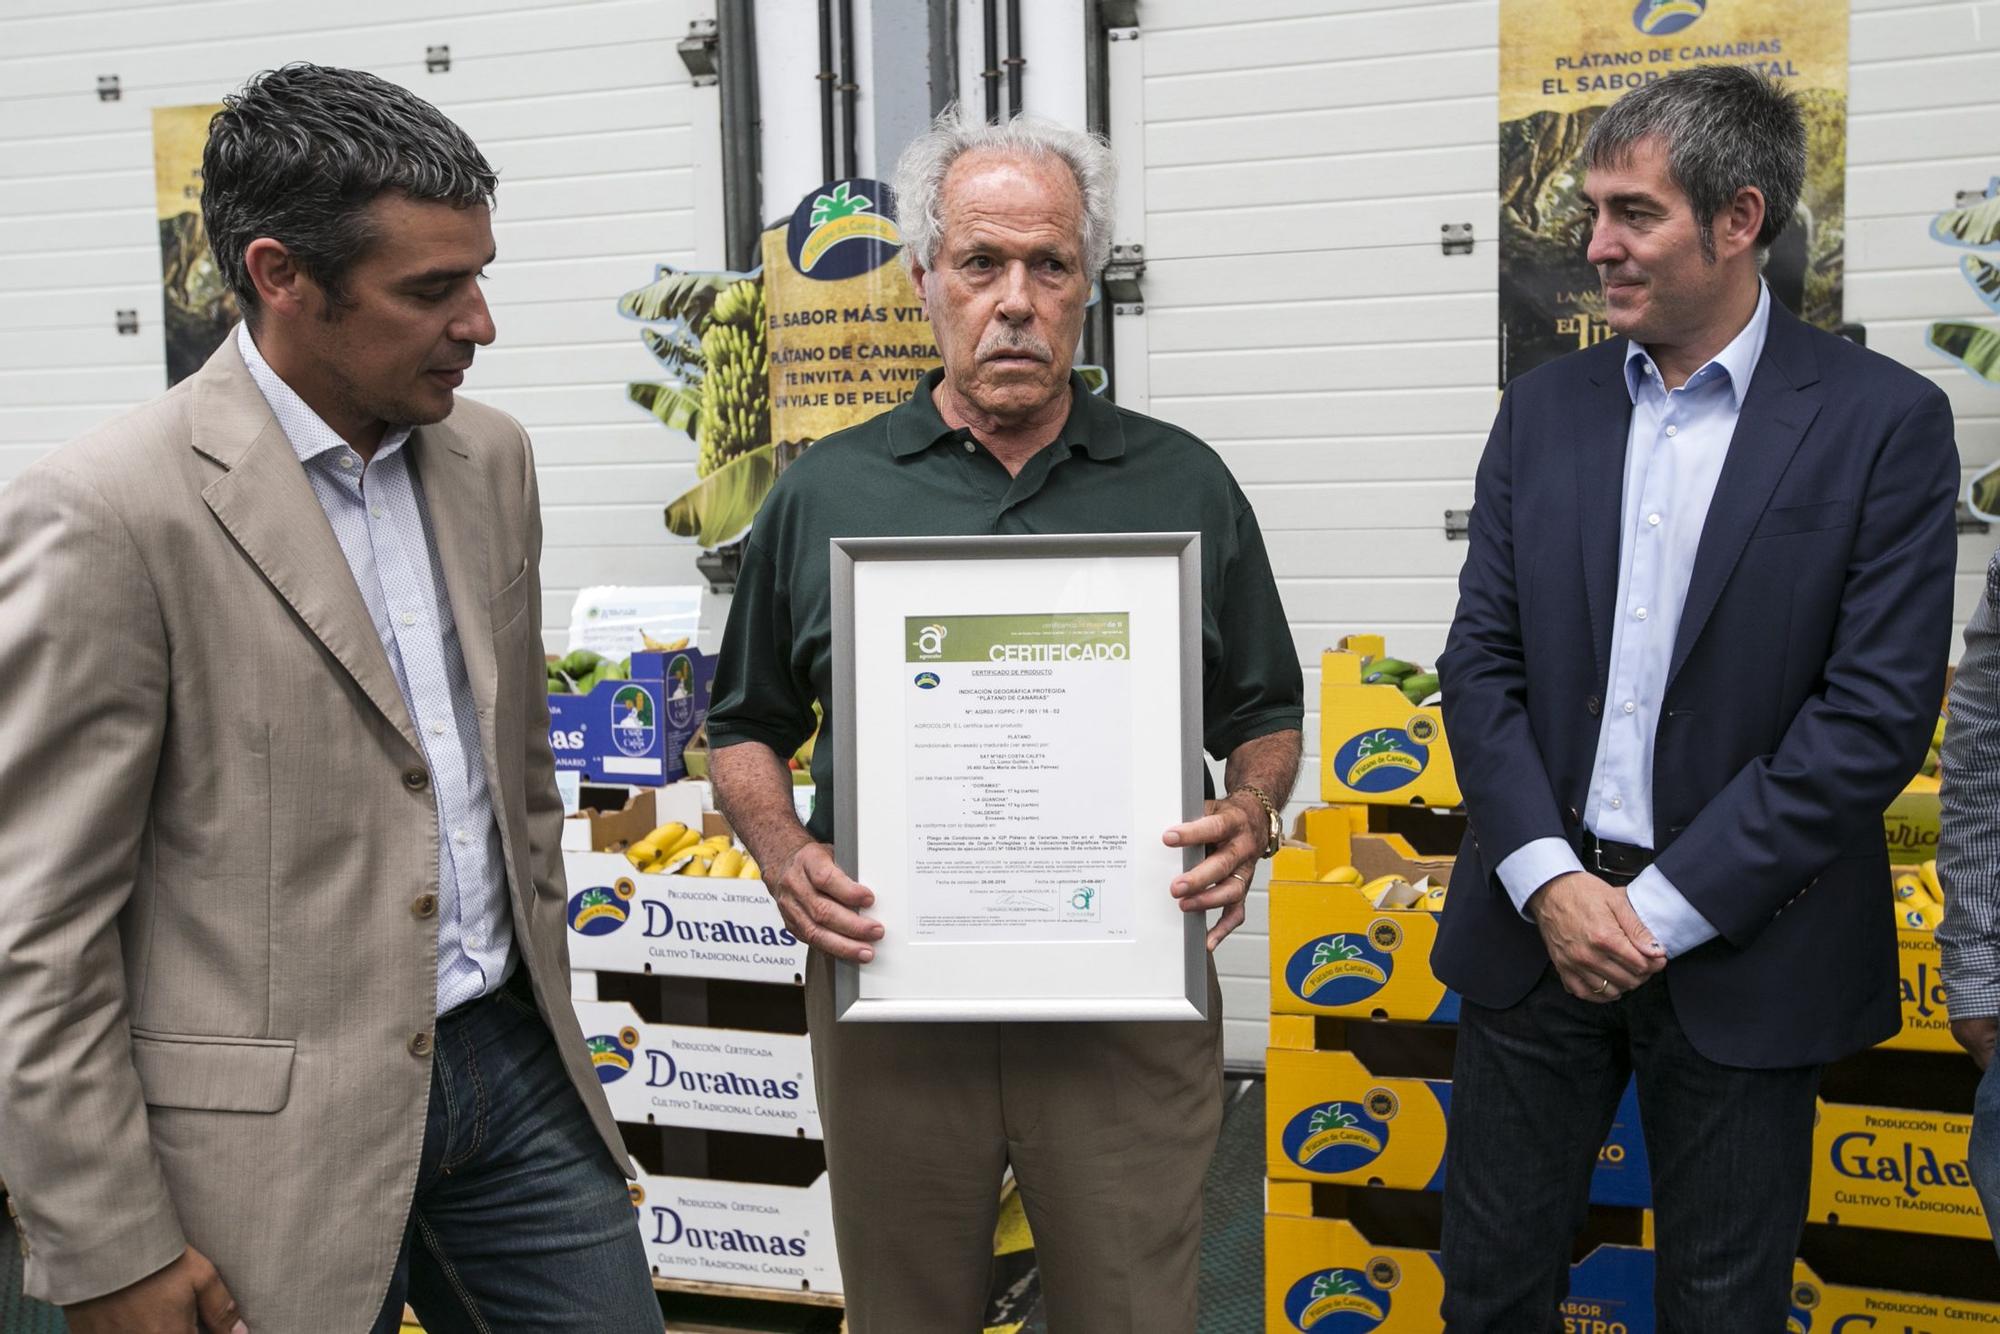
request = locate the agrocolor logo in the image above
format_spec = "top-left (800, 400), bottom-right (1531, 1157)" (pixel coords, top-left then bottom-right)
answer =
top-left (1633, 0), bottom-right (1705, 35)
top-left (1282, 1268), bottom-right (1392, 1332)
top-left (788, 179), bottom-right (902, 280)
top-left (1280, 1101), bottom-right (1393, 1174)
top-left (914, 671), bottom-right (941, 689)
top-left (568, 877), bottom-right (638, 936)
top-left (914, 623), bottom-right (947, 659)
top-left (588, 1026), bottom-right (640, 1084)
top-left (1284, 923), bottom-right (1400, 1006)
top-left (1333, 727), bottom-right (1429, 794)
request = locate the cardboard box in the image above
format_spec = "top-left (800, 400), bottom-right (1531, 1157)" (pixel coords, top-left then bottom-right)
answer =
top-left (1809, 1098), bottom-right (1989, 1240)
top-left (573, 1000), bottom-right (818, 1139)
top-left (562, 811), bottom-right (804, 984)
top-left (1884, 775), bottom-right (1941, 864)
top-left (1264, 1039), bottom-right (1651, 1207)
top-left (1887, 881), bottom-right (1954, 1053)
top-left (1319, 636), bottom-right (1461, 809)
top-left (1264, 1215), bottom-right (2000, 1333)
top-left (1264, 1214), bottom-right (1654, 1333)
top-left (631, 1171), bottom-right (840, 1295)
top-left (1270, 833), bottom-right (1459, 1024)
top-left (548, 648), bottom-right (716, 786)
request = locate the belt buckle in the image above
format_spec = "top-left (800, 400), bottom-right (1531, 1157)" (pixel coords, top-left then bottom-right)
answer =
top-left (1586, 837), bottom-right (1613, 878)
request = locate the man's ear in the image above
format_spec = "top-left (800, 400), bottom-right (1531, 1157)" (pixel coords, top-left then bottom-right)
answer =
top-left (243, 237), bottom-right (316, 321)
top-left (908, 260), bottom-right (930, 313)
top-left (1715, 185), bottom-right (1768, 263)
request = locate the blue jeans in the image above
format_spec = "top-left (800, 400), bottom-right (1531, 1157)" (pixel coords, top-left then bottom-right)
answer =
top-left (1440, 967), bottom-right (1821, 1333)
top-left (1970, 1056), bottom-right (2000, 1258)
top-left (368, 971), bottom-right (658, 1333)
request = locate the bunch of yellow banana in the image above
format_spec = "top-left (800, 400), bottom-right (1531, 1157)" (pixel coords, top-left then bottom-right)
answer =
top-left (639, 632), bottom-right (690, 652)
top-left (1314, 864), bottom-right (1443, 911)
top-left (1894, 861), bottom-right (1945, 930)
top-left (625, 821), bottom-right (702, 872)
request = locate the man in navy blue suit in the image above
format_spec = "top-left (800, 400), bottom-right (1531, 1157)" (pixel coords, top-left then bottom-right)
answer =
top-left (1435, 66), bottom-right (1958, 1329)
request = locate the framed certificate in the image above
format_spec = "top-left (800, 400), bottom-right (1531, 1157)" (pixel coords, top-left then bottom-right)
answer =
top-left (829, 532), bottom-right (1207, 1022)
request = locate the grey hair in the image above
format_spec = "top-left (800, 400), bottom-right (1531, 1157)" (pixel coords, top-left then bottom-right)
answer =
top-left (202, 63), bottom-right (497, 322)
top-left (892, 108), bottom-right (1116, 276)
top-left (1582, 64), bottom-right (1805, 261)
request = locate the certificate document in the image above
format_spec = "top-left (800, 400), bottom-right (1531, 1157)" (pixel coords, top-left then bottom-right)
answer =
top-left (831, 533), bottom-right (1206, 1022)
top-left (903, 612), bottom-right (1135, 943)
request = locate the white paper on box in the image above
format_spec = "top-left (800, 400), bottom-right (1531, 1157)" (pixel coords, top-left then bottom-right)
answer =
top-left (566, 586), bottom-right (703, 657)
top-left (631, 1171), bottom-right (841, 1295)
top-left (574, 1001), bottom-right (819, 1139)
top-left (562, 850), bottom-right (804, 983)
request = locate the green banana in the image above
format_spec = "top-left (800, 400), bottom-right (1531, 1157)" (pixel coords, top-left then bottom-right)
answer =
top-left (1400, 672), bottom-right (1441, 703)
top-left (1362, 658), bottom-right (1419, 684)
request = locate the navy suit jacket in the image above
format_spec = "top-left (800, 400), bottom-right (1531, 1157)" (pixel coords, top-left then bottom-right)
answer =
top-left (1434, 300), bottom-right (1959, 1068)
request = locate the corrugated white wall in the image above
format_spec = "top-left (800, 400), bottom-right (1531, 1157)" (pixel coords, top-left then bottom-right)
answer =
top-left (0, 0), bottom-right (721, 654)
top-left (1131, 0), bottom-right (2000, 1067)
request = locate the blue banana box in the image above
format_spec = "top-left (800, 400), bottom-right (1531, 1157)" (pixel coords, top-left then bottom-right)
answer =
top-left (548, 649), bottom-right (715, 786)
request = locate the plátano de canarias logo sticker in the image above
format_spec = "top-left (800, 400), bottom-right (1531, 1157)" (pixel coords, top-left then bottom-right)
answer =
top-left (1334, 727), bottom-right (1429, 794)
top-left (1284, 922), bottom-right (1400, 1005)
top-left (1282, 1267), bottom-right (1392, 1331)
top-left (567, 877), bottom-right (637, 936)
top-left (1280, 1100), bottom-right (1393, 1173)
top-left (588, 1026), bottom-right (640, 1083)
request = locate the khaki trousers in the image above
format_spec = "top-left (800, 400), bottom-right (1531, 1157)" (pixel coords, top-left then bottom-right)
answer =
top-left (804, 951), bottom-right (1224, 1333)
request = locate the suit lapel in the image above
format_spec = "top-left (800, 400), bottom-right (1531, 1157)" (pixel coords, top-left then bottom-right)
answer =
top-left (193, 337), bottom-right (423, 757)
top-left (1576, 342), bottom-right (1636, 685)
top-left (1666, 305), bottom-right (1824, 690)
top-left (410, 423), bottom-right (498, 722)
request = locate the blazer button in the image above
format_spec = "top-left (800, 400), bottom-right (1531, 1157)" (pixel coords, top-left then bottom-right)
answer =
top-left (403, 769), bottom-right (430, 791)
top-left (1586, 696), bottom-right (1602, 716)
top-left (413, 893), bottom-right (438, 918)
top-left (409, 1031), bottom-right (434, 1058)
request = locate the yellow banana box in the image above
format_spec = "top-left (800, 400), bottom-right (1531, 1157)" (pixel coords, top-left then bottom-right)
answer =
top-left (1270, 832), bottom-right (1458, 1023)
top-left (1320, 637), bottom-right (1462, 809)
top-left (1264, 1040), bottom-right (1652, 1206)
top-left (1884, 774), bottom-right (1940, 863)
top-left (1265, 1214), bottom-right (2000, 1333)
top-left (1808, 1099), bottom-right (1989, 1240)
top-left (1887, 904), bottom-right (1954, 1054)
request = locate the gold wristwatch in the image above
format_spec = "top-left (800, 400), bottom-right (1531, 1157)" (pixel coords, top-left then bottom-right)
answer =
top-left (1233, 783), bottom-right (1283, 857)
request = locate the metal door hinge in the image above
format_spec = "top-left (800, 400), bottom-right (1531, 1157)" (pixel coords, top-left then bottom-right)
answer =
top-left (1445, 508), bottom-right (1472, 540)
top-left (96, 75), bottom-right (120, 101)
top-left (425, 45), bottom-right (451, 74)
top-left (1441, 223), bottom-right (1474, 256)
top-left (679, 19), bottom-right (719, 85)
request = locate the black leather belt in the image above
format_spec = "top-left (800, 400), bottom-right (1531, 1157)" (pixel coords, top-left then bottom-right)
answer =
top-left (1579, 831), bottom-right (1655, 884)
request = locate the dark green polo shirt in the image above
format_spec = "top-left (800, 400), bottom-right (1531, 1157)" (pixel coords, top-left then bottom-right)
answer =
top-left (707, 369), bottom-right (1304, 843)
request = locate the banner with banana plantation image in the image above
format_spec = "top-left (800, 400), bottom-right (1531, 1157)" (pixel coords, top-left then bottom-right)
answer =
top-left (623, 178), bottom-right (1104, 550)
top-left (152, 103), bottom-right (238, 387)
top-left (1498, 0), bottom-right (1849, 385)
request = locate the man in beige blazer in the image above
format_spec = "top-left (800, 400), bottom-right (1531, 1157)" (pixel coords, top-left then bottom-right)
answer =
top-left (0, 66), bottom-right (659, 1332)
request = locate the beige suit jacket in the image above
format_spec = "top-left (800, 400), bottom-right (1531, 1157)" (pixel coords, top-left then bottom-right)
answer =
top-left (0, 336), bottom-right (625, 1325)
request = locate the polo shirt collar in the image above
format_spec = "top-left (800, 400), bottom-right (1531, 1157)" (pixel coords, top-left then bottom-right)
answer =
top-left (888, 368), bottom-right (1126, 461)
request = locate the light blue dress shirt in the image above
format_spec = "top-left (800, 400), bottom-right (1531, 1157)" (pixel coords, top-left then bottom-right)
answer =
top-left (1494, 283), bottom-right (1773, 957)
top-left (238, 324), bottom-right (514, 1013)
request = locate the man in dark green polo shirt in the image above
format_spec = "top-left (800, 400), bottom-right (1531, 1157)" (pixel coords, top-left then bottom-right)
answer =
top-left (708, 111), bottom-right (1302, 1331)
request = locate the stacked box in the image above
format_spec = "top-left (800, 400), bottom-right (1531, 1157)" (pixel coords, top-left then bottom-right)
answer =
top-left (1318, 636), bottom-right (1460, 809)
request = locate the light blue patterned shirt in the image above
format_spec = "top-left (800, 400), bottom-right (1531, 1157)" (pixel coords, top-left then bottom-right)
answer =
top-left (238, 324), bottom-right (514, 1014)
top-left (1496, 283), bottom-right (1773, 958)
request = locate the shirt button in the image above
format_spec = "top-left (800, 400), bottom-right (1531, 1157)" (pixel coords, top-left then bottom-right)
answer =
top-left (1647, 513), bottom-right (1661, 527)
top-left (409, 1031), bottom-right (433, 1058)
top-left (400, 612), bottom-right (417, 627)
top-left (404, 769), bottom-right (430, 791)
top-left (1665, 425), bottom-right (1678, 437)
top-left (1623, 700), bottom-right (1637, 714)
top-left (1610, 797), bottom-right (1624, 811)
top-left (963, 440), bottom-right (975, 453)
top-left (429, 720), bottom-right (446, 736)
top-left (453, 829), bottom-right (470, 845)
top-left (339, 455), bottom-right (355, 469)
top-left (371, 508), bottom-right (385, 520)
top-left (1641, 363), bottom-right (1654, 376)
top-left (413, 893), bottom-right (438, 918)
top-left (1634, 607), bottom-right (1648, 620)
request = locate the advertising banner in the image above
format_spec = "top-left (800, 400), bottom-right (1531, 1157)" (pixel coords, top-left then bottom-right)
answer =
top-left (151, 103), bottom-right (237, 386)
top-left (1498, 0), bottom-right (1849, 384)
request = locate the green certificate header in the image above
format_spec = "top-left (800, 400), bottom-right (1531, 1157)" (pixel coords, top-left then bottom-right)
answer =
top-left (906, 612), bottom-right (1130, 664)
